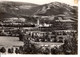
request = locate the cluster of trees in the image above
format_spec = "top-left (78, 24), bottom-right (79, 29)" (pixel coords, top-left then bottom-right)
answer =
top-left (0, 46), bottom-right (24, 54)
top-left (18, 29), bottom-right (77, 54)
top-left (22, 36), bottom-right (77, 54)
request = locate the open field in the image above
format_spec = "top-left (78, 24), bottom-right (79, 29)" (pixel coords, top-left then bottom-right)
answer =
top-left (0, 36), bottom-right (24, 48)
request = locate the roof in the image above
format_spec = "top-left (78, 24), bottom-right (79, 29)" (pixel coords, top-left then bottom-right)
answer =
top-left (55, 19), bottom-right (75, 22)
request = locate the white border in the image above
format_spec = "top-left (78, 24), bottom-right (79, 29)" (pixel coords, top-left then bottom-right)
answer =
top-left (1, 0), bottom-right (79, 57)
top-left (78, 0), bottom-right (80, 55)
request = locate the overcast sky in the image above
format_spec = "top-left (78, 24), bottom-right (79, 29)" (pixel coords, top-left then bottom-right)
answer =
top-left (0, 0), bottom-right (78, 6)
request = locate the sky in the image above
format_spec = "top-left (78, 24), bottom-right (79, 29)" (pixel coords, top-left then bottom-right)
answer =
top-left (0, 0), bottom-right (78, 6)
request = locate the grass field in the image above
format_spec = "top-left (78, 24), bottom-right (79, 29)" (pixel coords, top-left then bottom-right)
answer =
top-left (0, 36), bottom-right (24, 47)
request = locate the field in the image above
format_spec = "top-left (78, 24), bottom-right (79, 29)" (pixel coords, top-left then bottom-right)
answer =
top-left (0, 36), bottom-right (24, 48)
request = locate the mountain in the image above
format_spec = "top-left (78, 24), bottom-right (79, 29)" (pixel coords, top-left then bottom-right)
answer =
top-left (0, 1), bottom-right (39, 18)
top-left (32, 2), bottom-right (78, 19)
top-left (0, 1), bottom-right (78, 22)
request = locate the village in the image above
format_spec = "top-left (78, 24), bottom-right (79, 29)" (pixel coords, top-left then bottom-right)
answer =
top-left (0, 15), bottom-right (77, 54)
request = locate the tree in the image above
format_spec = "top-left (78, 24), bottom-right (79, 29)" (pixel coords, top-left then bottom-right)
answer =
top-left (18, 29), bottom-right (24, 41)
top-left (62, 39), bottom-right (75, 54)
top-left (19, 46), bottom-right (23, 54)
top-left (8, 48), bottom-right (11, 53)
top-left (51, 46), bottom-right (59, 54)
top-left (0, 47), bottom-right (6, 53)
top-left (15, 48), bottom-right (19, 54)
top-left (70, 36), bottom-right (77, 54)
top-left (43, 47), bottom-right (50, 54)
top-left (8, 48), bottom-right (13, 53)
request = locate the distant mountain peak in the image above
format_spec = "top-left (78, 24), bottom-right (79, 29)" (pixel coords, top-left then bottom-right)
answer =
top-left (35, 2), bottom-right (75, 16)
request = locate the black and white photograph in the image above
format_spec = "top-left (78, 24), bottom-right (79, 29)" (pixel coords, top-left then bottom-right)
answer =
top-left (0, 0), bottom-right (78, 55)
